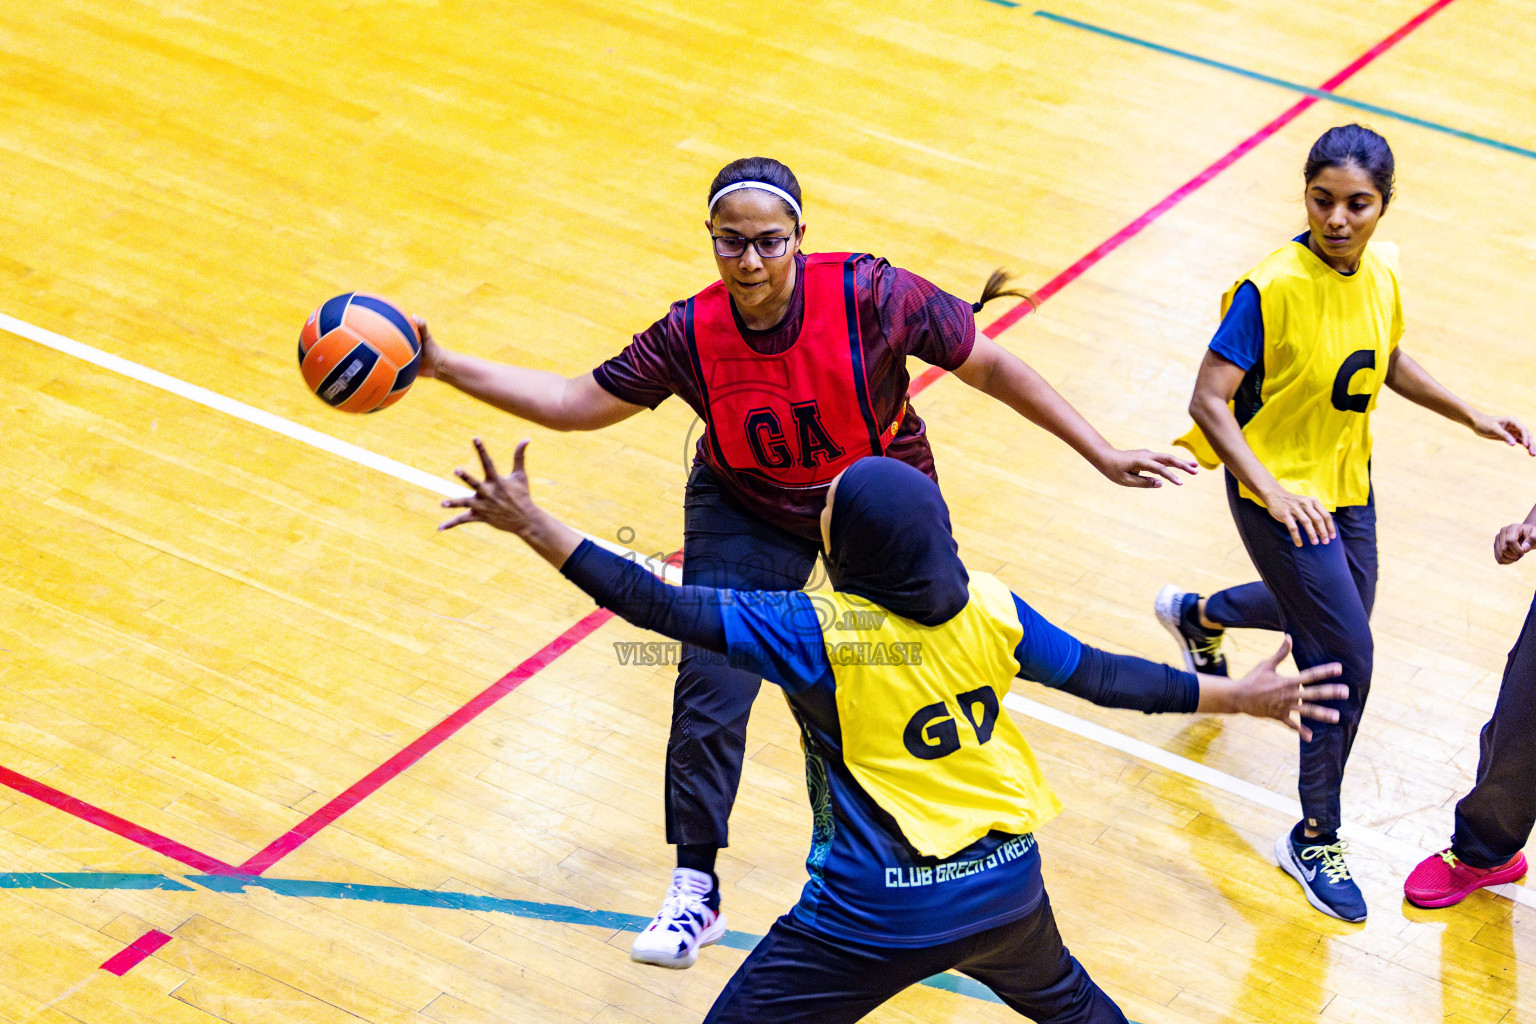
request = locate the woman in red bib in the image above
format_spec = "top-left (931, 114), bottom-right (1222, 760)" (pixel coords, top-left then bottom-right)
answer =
top-left (416, 157), bottom-right (1195, 968)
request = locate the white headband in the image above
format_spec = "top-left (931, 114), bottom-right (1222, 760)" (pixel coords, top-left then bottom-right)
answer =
top-left (707, 181), bottom-right (802, 223)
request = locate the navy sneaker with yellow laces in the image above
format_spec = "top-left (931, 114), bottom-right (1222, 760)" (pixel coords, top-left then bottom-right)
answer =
top-left (1275, 823), bottom-right (1367, 922)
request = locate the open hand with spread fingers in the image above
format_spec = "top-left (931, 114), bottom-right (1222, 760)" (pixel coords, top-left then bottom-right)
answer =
top-left (1206, 636), bottom-right (1347, 742)
top-left (438, 439), bottom-right (583, 567)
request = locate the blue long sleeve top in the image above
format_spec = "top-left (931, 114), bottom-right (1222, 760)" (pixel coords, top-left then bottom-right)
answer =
top-left (561, 540), bottom-right (1198, 944)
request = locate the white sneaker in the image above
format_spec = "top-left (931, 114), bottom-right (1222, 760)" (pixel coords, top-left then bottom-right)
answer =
top-left (630, 868), bottom-right (726, 969)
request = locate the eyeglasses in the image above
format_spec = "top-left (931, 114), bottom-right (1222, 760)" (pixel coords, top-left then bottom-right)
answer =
top-left (711, 234), bottom-right (793, 259)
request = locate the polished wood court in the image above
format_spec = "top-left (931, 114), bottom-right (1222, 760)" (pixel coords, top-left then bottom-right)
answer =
top-left (2, 0), bottom-right (1535, 1021)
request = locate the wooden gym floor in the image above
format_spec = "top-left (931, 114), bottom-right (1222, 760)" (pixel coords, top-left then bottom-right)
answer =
top-left (2, 0), bottom-right (1535, 1020)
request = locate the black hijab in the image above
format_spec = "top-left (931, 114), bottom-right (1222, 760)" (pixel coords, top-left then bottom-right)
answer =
top-left (825, 457), bottom-right (970, 626)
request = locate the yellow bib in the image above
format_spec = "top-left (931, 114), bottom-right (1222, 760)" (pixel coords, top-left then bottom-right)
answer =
top-left (821, 572), bottom-right (1061, 859)
top-left (1177, 240), bottom-right (1403, 510)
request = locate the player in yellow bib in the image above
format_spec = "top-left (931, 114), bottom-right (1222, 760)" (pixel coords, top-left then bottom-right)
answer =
top-left (1156, 125), bottom-right (1534, 922)
top-left (439, 444), bottom-right (1345, 1022)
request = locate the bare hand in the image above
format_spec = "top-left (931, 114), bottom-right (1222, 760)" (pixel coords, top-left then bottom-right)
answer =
top-left (1098, 448), bottom-right (1199, 488)
top-left (439, 438), bottom-right (539, 534)
top-left (1234, 636), bottom-right (1346, 742)
top-left (1262, 486), bottom-right (1336, 547)
top-left (1495, 523), bottom-right (1536, 565)
top-left (1471, 412), bottom-right (1536, 455)
top-left (412, 315), bottom-right (446, 380)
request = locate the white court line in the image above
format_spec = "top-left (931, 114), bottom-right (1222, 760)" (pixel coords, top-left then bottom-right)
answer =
top-left (0, 312), bottom-right (680, 583)
top-left (1003, 694), bottom-right (1536, 907)
top-left (4, 311), bottom-right (1528, 909)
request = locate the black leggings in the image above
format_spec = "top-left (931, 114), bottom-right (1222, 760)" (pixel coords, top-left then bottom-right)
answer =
top-left (665, 464), bottom-right (820, 846)
top-left (704, 894), bottom-right (1126, 1024)
top-left (1204, 473), bottom-right (1378, 833)
top-left (1454, 591), bottom-right (1536, 867)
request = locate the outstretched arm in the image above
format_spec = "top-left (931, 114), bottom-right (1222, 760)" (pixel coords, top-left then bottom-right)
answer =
top-left (437, 439), bottom-right (799, 674)
top-left (1057, 641), bottom-right (1343, 741)
top-left (417, 319), bottom-right (644, 431)
top-left (1193, 637), bottom-right (1345, 741)
top-left (1013, 592), bottom-right (1345, 740)
top-left (438, 438), bottom-right (586, 564)
top-left (951, 335), bottom-right (1197, 488)
top-left (1384, 347), bottom-right (1534, 454)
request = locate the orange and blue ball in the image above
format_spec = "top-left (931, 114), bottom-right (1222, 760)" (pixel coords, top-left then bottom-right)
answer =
top-left (298, 292), bottom-right (421, 413)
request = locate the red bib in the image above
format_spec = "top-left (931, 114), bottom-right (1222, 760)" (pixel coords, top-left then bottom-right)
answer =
top-left (686, 253), bottom-right (900, 489)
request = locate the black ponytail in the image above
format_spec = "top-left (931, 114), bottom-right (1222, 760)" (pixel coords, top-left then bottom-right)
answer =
top-left (971, 268), bottom-right (1036, 314)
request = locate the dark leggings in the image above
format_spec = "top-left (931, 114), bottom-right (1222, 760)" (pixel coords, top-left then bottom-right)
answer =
top-left (1204, 473), bottom-right (1378, 833)
top-left (1453, 591), bottom-right (1536, 867)
top-left (665, 464), bottom-right (820, 846)
top-left (704, 894), bottom-right (1126, 1024)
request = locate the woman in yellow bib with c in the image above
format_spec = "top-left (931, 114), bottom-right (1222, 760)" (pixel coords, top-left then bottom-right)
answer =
top-left (1156, 124), bottom-right (1534, 923)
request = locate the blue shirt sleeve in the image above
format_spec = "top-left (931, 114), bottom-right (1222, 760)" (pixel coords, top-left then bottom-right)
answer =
top-left (720, 591), bottom-right (833, 694)
top-left (1009, 593), bottom-right (1084, 686)
top-left (1208, 280), bottom-right (1263, 371)
top-left (1009, 591), bottom-right (1199, 712)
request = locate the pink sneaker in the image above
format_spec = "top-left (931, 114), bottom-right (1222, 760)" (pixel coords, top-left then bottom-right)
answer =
top-left (1404, 848), bottom-right (1528, 908)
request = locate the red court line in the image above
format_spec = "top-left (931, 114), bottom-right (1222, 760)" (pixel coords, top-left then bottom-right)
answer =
top-left (0, 766), bottom-right (238, 876)
top-left (99, 930), bottom-right (172, 977)
top-left (911, 0), bottom-right (1459, 395)
top-left (239, 606), bottom-right (614, 875)
top-left (100, 606), bottom-right (614, 971)
top-left (55, 0), bottom-right (1458, 977)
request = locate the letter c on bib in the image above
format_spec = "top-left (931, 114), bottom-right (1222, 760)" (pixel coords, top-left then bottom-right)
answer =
top-left (1330, 350), bottom-right (1376, 413)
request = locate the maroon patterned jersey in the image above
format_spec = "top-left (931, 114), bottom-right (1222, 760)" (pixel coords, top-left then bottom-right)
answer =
top-left (592, 254), bottom-right (975, 540)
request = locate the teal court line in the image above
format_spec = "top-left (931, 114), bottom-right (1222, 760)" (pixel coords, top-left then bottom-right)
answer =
top-left (0, 872), bottom-right (1007, 1006)
top-left (1032, 9), bottom-right (1536, 161)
